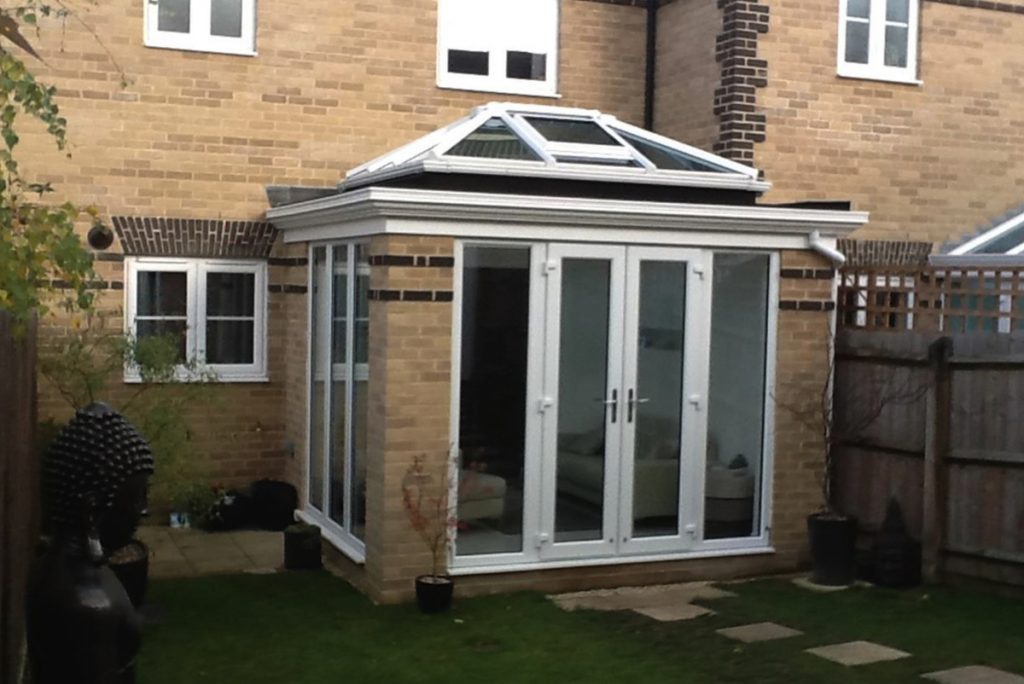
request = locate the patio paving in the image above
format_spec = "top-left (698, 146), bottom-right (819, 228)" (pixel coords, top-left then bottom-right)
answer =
top-left (717, 622), bottom-right (803, 643)
top-left (922, 666), bottom-right (1024, 683)
top-left (633, 603), bottom-right (715, 622)
top-left (806, 640), bottom-right (912, 666)
top-left (550, 581), bottom-right (735, 612)
top-left (137, 525), bottom-right (283, 578)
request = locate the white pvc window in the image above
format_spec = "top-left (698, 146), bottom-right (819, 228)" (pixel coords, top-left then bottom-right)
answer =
top-left (837, 0), bottom-right (919, 84)
top-left (145, 0), bottom-right (257, 56)
top-left (125, 258), bottom-right (267, 381)
top-left (437, 0), bottom-right (559, 97)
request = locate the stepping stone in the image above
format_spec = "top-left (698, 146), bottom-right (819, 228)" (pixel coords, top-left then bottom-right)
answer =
top-left (551, 581), bottom-right (735, 612)
top-left (923, 666), bottom-right (1024, 683)
top-left (807, 640), bottom-right (911, 666)
top-left (717, 622), bottom-right (803, 643)
top-left (792, 576), bottom-right (855, 593)
top-left (632, 603), bottom-right (714, 622)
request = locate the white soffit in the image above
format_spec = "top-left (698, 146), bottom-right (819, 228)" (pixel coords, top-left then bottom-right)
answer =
top-left (341, 102), bottom-right (770, 193)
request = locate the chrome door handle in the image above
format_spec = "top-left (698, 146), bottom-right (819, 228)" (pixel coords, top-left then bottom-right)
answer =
top-left (594, 389), bottom-right (618, 423)
top-left (626, 389), bottom-right (649, 422)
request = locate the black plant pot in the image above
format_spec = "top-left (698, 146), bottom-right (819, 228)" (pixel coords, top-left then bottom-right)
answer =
top-left (284, 523), bottom-right (322, 570)
top-left (415, 575), bottom-right (454, 614)
top-left (109, 539), bottom-right (149, 609)
top-left (807, 514), bottom-right (858, 586)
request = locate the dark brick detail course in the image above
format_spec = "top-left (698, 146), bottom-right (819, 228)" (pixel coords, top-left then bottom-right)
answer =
top-left (712, 0), bottom-right (770, 165)
top-left (369, 289), bottom-right (455, 302)
top-left (268, 257), bottom-right (309, 267)
top-left (780, 300), bottom-right (836, 311)
top-left (925, 0), bottom-right (1024, 14)
top-left (112, 216), bottom-right (277, 258)
top-left (838, 239), bottom-right (932, 267)
top-left (369, 255), bottom-right (455, 268)
top-left (780, 268), bottom-right (836, 280)
top-left (93, 253), bottom-right (125, 262)
top-left (268, 284), bottom-right (308, 294)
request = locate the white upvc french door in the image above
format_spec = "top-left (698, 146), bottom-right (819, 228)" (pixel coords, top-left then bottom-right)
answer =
top-left (537, 244), bottom-right (710, 561)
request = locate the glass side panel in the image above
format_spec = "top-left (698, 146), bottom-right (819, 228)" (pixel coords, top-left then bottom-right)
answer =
top-left (446, 118), bottom-right (541, 161)
top-left (555, 258), bottom-right (611, 543)
top-left (448, 49), bottom-right (489, 75)
top-left (137, 271), bottom-right (187, 316)
top-left (158, 0), bottom-right (190, 33)
top-left (615, 130), bottom-right (731, 173)
top-left (506, 51), bottom-right (547, 81)
top-left (886, 0), bottom-right (909, 22)
top-left (329, 246), bottom-right (349, 527)
top-left (845, 20), bottom-right (870, 64)
top-left (206, 273), bottom-right (255, 316)
top-left (848, 0), bottom-right (870, 18)
top-left (705, 253), bottom-right (770, 540)
top-left (632, 261), bottom-right (686, 538)
top-left (205, 321), bottom-right (254, 364)
top-left (211, 0), bottom-right (243, 37)
top-left (309, 247), bottom-right (328, 511)
top-left (976, 223), bottom-right (1024, 254)
top-left (525, 117), bottom-right (619, 146)
top-left (455, 246), bottom-right (531, 556)
top-left (350, 244), bottom-right (370, 541)
top-left (884, 25), bottom-right (909, 67)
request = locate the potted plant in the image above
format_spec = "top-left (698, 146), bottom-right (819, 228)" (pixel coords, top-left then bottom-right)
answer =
top-left (401, 454), bottom-right (458, 613)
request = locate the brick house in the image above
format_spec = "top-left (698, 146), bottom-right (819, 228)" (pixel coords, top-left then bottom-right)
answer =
top-left (22, 0), bottom-right (1017, 602)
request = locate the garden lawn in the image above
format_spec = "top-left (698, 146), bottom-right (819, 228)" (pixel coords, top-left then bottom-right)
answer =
top-left (140, 573), bottom-right (1024, 684)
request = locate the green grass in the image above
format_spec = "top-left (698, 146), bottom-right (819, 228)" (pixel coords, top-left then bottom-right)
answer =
top-left (140, 573), bottom-right (1024, 683)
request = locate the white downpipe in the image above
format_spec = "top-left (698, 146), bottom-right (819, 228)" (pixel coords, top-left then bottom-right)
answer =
top-left (808, 230), bottom-right (846, 267)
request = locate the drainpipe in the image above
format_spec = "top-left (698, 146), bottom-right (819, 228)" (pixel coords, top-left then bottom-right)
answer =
top-left (643, 0), bottom-right (658, 130)
top-left (808, 230), bottom-right (846, 267)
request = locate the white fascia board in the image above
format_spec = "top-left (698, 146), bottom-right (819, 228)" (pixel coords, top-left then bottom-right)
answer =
top-left (268, 186), bottom-right (868, 243)
top-left (929, 254), bottom-right (1024, 269)
top-left (339, 158), bottom-right (772, 193)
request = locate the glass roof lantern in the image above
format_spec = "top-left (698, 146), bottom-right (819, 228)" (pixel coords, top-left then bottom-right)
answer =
top-left (342, 103), bottom-right (767, 193)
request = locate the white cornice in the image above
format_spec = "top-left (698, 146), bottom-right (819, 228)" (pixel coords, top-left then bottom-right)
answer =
top-left (266, 187), bottom-right (868, 242)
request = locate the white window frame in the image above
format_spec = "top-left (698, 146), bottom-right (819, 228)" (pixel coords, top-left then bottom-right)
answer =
top-left (124, 257), bottom-right (268, 382)
top-left (144, 0), bottom-right (257, 57)
top-left (436, 0), bottom-right (559, 97)
top-left (836, 0), bottom-right (920, 85)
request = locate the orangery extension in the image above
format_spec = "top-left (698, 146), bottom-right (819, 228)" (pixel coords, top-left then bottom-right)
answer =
top-left (263, 103), bottom-right (867, 602)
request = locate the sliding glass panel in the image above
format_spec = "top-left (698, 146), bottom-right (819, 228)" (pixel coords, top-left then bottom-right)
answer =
top-left (555, 259), bottom-right (611, 543)
top-left (631, 261), bottom-right (686, 538)
top-left (308, 247), bottom-right (328, 511)
top-left (705, 253), bottom-right (770, 539)
top-left (329, 246), bottom-right (349, 527)
top-left (455, 246), bottom-right (530, 556)
top-left (351, 245), bottom-right (370, 541)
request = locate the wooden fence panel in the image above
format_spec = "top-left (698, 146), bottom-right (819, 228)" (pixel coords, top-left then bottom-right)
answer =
top-left (0, 312), bottom-right (37, 684)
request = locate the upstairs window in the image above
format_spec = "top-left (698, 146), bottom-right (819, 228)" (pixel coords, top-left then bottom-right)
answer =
top-left (145, 0), bottom-right (257, 56)
top-left (437, 0), bottom-right (559, 97)
top-left (837, 0), bottom-right (919, 84)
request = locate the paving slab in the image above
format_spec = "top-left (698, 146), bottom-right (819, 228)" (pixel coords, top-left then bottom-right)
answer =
top-left (633, 604), bottom-right (715, 622)
top-left (792, 576), bottom-right (858, 593)
top-left (551, 581), bottom-right (736, 612)
top-left (717, 622), bottom-right (804, 643)
top-left (149, 560), bottom-right (196, 579)
top-left (806, 641), bottom-right (911, 666)
top-left (922, 666), bottom-right (1024, 683)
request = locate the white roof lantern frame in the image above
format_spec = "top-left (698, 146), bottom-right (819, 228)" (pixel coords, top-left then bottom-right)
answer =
top-left (947, 208), bottom-right (1024, 257)
top-left (342, 102), bottom-right (768, 193)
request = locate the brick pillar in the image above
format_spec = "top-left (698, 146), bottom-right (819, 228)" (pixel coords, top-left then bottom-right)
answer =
top-left (363, 235), bottom-right (455, 603)
top-left (772, 250), bottom-right (836, 563)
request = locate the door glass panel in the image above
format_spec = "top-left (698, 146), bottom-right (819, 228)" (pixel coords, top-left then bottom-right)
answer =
top-left (845, 21), bottom-right (870, 64)
top-left (706, 253), bottom-right (770, 539)
top-left (329, 246), bottom-right (349, 527)
top-left (884, 25), bottom-right (909, 67)
top-left (456, 246), bottom-right (530, 556)
top-left (351, 245), bottom-right (370, 541)
top-left (632, 261), bottom-right (686, 538)
top-left (211, 0), bottom-right (243, 38)
top-left (555, 259), bottom-right (611, 543)
top-left (158, 0), bottom-right (191, 33)
top-left (308, 247), bottom-right (328, 511)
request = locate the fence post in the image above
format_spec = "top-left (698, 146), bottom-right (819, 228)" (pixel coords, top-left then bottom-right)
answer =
top-left (923, 336), bottom-right (952, 583)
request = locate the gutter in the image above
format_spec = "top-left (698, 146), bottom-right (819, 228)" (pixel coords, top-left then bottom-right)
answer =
top-left (808, 230), bottom-right (847, 267)
top-left (643, 0), bottom-right (658, 130)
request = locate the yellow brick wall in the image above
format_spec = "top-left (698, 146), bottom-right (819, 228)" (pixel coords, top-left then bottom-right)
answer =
top-left (654, 0), bottom-right (722, 151)
top-left (757, 1), bottom-right (1024, 245)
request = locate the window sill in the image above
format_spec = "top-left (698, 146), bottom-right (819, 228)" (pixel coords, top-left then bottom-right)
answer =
top-left (143, 37), bottom-right (257, 58)
top-left (436, 78), bottom-right (560, 100)
top-left (837, 66), bottom-right (922, 86)
top-left (123, 372), bottom-right (269, 384)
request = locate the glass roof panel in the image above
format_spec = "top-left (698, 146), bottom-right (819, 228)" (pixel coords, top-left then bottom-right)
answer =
top-left (524, 117), bottom-right (619, 145)
top-left (976, 223), bottom-right (1024, 254)
top-left (615, 129), bottom-right (730, 173)
top-left (445, 117), bottom-right (541, 161)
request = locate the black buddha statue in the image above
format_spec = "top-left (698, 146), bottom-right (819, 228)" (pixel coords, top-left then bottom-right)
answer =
top-left (27, 402), bottom-right (154, 684)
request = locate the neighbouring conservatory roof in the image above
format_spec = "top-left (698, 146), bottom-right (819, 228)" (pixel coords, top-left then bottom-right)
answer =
top-left (341, 102), bottom-right (770, 194)
top-left (932, 204), bottom-right (1024, 266)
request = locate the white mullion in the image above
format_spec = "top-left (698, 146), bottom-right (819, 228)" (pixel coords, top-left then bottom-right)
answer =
top-left (344, 243), bottom-right (357, 534)
top-left (867, 0), bottom-right (885, 67)
top-left (306, 245), bottom-right (315, 512)
top-left (505, 113), bottom-right (556, 164)
top-left (193, 0), bottom-right (213, 39)
top-left (321, 248), bottom-right (334, 514)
